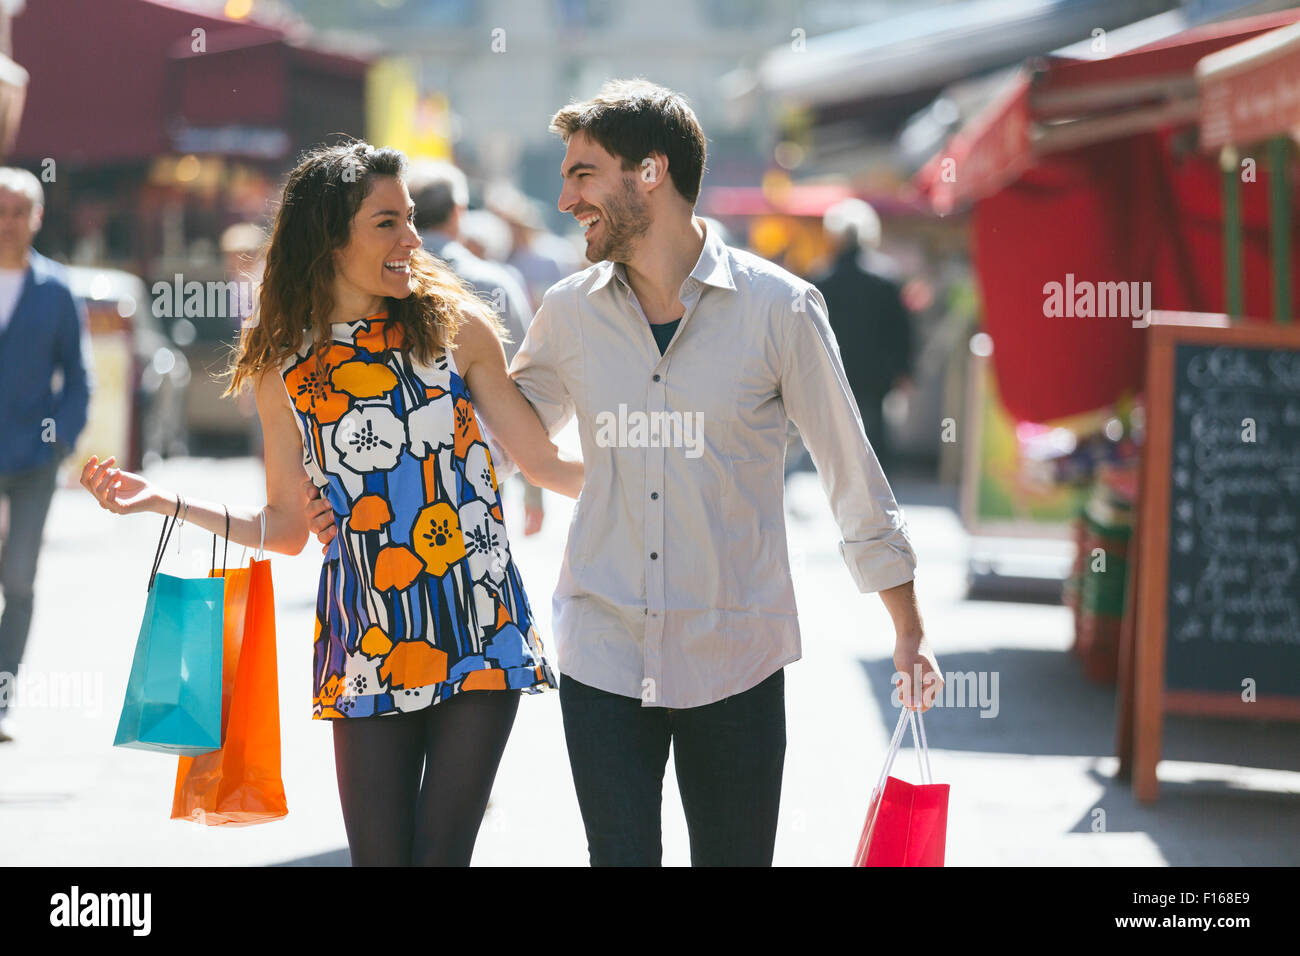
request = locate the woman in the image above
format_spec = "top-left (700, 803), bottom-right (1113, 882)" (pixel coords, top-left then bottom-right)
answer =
top-left (78, 140), bottom-right (583, 866)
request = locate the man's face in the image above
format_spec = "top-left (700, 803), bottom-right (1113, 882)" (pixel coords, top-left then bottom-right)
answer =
top-left (557, 132), bottom-right (651, 263)
top-left (0, 189), bottom-right (40, 254)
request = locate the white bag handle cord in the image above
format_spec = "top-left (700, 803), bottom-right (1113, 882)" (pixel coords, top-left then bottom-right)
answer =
top-left (874, 705), bottom-right (934, 799)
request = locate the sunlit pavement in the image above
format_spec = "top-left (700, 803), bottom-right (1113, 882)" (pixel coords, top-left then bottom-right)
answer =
top-left (2, 449), bottom-right (1296, 866)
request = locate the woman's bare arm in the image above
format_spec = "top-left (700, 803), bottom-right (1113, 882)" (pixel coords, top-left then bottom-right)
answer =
top-left (456, 309), bottom-right (584, 498)
top-left (80, 366), bottom-right (314, 555)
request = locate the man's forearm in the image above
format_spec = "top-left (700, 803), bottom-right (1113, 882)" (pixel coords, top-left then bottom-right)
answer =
top-left (878, 578), bottom-right (924, 642)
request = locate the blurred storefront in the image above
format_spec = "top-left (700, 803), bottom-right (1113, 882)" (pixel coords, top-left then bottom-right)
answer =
top-left (912, 6), bottom-right (1300, 673)
top-left (11, 0), bottom-right (372, 454)
top-left (0, 0), bottom-right (28, 161)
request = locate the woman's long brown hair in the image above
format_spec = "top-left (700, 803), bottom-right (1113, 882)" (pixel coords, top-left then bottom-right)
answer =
top-left (219, 139), bottom-right (506, 399)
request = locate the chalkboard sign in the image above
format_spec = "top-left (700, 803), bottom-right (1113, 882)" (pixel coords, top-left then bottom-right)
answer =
top-left (1163, 341), bottom-right (1300, 697)
top-left (1120, 312), bottom-right (1300, 803)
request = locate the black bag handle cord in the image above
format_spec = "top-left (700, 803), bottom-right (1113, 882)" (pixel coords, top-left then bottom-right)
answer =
top-left (210, 504), bottom-right (229, 576)
top-left (149, 496), bottom-right (182, 592)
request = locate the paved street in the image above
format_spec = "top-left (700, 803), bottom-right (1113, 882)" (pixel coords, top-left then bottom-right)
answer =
top-left (1, 447), bottom-right (1297, 866)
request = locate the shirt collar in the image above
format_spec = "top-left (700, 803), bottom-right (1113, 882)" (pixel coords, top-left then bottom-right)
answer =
top-left (587, 219), bottom-right (736, 297)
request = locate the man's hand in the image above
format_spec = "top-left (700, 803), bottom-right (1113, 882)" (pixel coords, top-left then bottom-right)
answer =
top-left (894, 632), bottom-right (943, 712)
top-left (304, 477), bottom-right (335, 555)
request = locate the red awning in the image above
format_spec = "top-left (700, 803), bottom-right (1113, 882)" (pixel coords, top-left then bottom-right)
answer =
top-left (11, 0), bottom-right (368, 166)
top-left (1197, 19), bottom-right (1300, 148)
top-left (912, 7), bottom-right (1300, 424)
top-left (916, 71), bottom-right (1031, 216)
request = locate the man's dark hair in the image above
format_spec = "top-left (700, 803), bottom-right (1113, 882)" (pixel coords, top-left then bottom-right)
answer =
top-left (549, 79), bottom-right (707, 205)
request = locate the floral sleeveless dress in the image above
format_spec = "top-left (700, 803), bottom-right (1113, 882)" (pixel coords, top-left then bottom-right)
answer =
top-left (279, 310), bottom-right (557, 719)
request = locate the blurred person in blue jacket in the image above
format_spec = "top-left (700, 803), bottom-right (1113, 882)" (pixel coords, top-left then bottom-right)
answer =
top-left (0, 166), bottom-right (93, 741)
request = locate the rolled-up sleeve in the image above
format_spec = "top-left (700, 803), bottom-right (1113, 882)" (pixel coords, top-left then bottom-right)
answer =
top-left (779, 282), bottom-right (917, 593)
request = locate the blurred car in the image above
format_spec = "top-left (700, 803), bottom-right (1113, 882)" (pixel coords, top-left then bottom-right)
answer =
top-left (63, 265), bottom-right (189, 474)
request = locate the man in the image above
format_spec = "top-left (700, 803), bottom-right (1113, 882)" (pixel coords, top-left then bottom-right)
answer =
top-left (406, 161), bottom-right (547, 535)
top-left (306, 82), bottom-right (942, 865)
top-left (0, 167), bottom-right (93, 742)
top-left (812, 198), bottom-right (915, 474)
top-left (509, 80), bottom-right (941, 866)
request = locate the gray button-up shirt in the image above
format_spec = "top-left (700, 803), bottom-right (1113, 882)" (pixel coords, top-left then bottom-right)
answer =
top-left (507, 222), bottom-right (917, 708)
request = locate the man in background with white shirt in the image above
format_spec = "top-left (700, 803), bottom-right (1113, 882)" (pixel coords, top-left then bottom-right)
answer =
top-left (506, 80), bottom-right (943, 866)
top-left (0, 167), bottom-right (93, 742)
top-left (406, 160), bottom-right (551, 537)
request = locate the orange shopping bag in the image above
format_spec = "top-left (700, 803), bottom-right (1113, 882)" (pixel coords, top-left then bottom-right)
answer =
top-left (171, 511), bottom-right (288, 825)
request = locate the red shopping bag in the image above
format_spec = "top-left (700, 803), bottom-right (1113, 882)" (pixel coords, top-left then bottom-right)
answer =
top-left (171, 511), bottom-right (288, 826)
top-left (855, 705), bottom-right (948, 866)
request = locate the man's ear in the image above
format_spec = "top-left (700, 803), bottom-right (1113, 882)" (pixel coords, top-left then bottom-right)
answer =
top-left (29, 204), bottom-right (43, 235)
top-left (638, 152), bottom-right (669, 190)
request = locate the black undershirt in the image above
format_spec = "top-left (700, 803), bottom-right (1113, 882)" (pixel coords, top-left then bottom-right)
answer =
top-left (650, 317), bottom-right (682, 354)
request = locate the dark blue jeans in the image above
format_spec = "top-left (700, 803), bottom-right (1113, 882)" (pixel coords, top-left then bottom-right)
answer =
top-left (559, 667), bottom-right (786, 866)
top-left (0, 455), bottom-right (60, 722)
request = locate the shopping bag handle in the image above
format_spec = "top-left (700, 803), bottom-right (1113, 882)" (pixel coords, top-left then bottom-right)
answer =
top-left (210, 504), bottom-right (229, 576)
top-left (872, 705), bottom-right (934, 800)
top-left (238, 508), bottom-right (267, 565)
top-left (149, 496), bottom-right (182, 592)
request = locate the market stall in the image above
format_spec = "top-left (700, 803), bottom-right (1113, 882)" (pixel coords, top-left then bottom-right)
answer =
top-left (913, 8), bottom-right (1300, 802)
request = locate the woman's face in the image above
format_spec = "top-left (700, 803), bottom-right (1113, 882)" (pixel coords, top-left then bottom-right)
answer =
top-left (333, 174), bottom-right (422, 301)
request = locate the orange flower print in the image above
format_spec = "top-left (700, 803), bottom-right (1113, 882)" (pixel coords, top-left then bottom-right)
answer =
top-left (461, 669), bottom-right (507, 690)
top-left (379, 640), bottom-right (448, 689)
top-left (349, 494), bottom-right (393, 532)
top-left (332, 360), bottom-right (398, 399)
top-left (453, 396), bottom-right (483, 459)
top-left (284, 344), bottom-right (355, 424)
top-left (318, 673), bottom-right (345, 707)
top-left (412, 501), bottom-right (466, 576)
top-left (373, 544), bottom-right (423, 591)
top-left (354, 318), bottom-right (405, 353)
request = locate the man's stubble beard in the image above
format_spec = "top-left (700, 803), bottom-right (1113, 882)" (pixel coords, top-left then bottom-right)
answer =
top-left (590, 174), bottom-right (651, 263)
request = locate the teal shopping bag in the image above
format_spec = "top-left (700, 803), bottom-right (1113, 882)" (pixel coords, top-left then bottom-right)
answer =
top-left (113, 501), bottom-right (229, 755)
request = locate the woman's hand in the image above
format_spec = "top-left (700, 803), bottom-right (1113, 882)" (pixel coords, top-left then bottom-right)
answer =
top-left (79, 454), bottom-right (170, 516)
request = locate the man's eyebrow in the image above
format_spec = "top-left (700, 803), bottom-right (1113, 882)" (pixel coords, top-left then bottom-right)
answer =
top-left (563, 161), bottom-right (598, 178)
top-left (371, 205), bottom-right (415, 217)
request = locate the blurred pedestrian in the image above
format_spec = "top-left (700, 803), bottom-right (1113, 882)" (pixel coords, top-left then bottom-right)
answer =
top-left (0, 167), bottom-right (93, 742)
top-left (407, 161), bottom-right (548, 536)
top-left (221, 222), bottom-right (267, 462)
top-left (486, 183), bottom-right (580, 312)
top-left (812, 198), bottom-right (915, 474)
top-left (79, 141), bottom-right (582, 865)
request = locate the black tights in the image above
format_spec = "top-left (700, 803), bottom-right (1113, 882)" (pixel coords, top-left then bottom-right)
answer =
top-left (331, 688), bottom-right (521, 866)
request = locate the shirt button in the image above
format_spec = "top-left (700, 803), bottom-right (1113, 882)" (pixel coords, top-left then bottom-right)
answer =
top-left (650, 491), bottom-right (659, 500)
top-left (652, 373), bottom-right (661, 382)
top-left (650, 552), bottom-right (658, 560)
